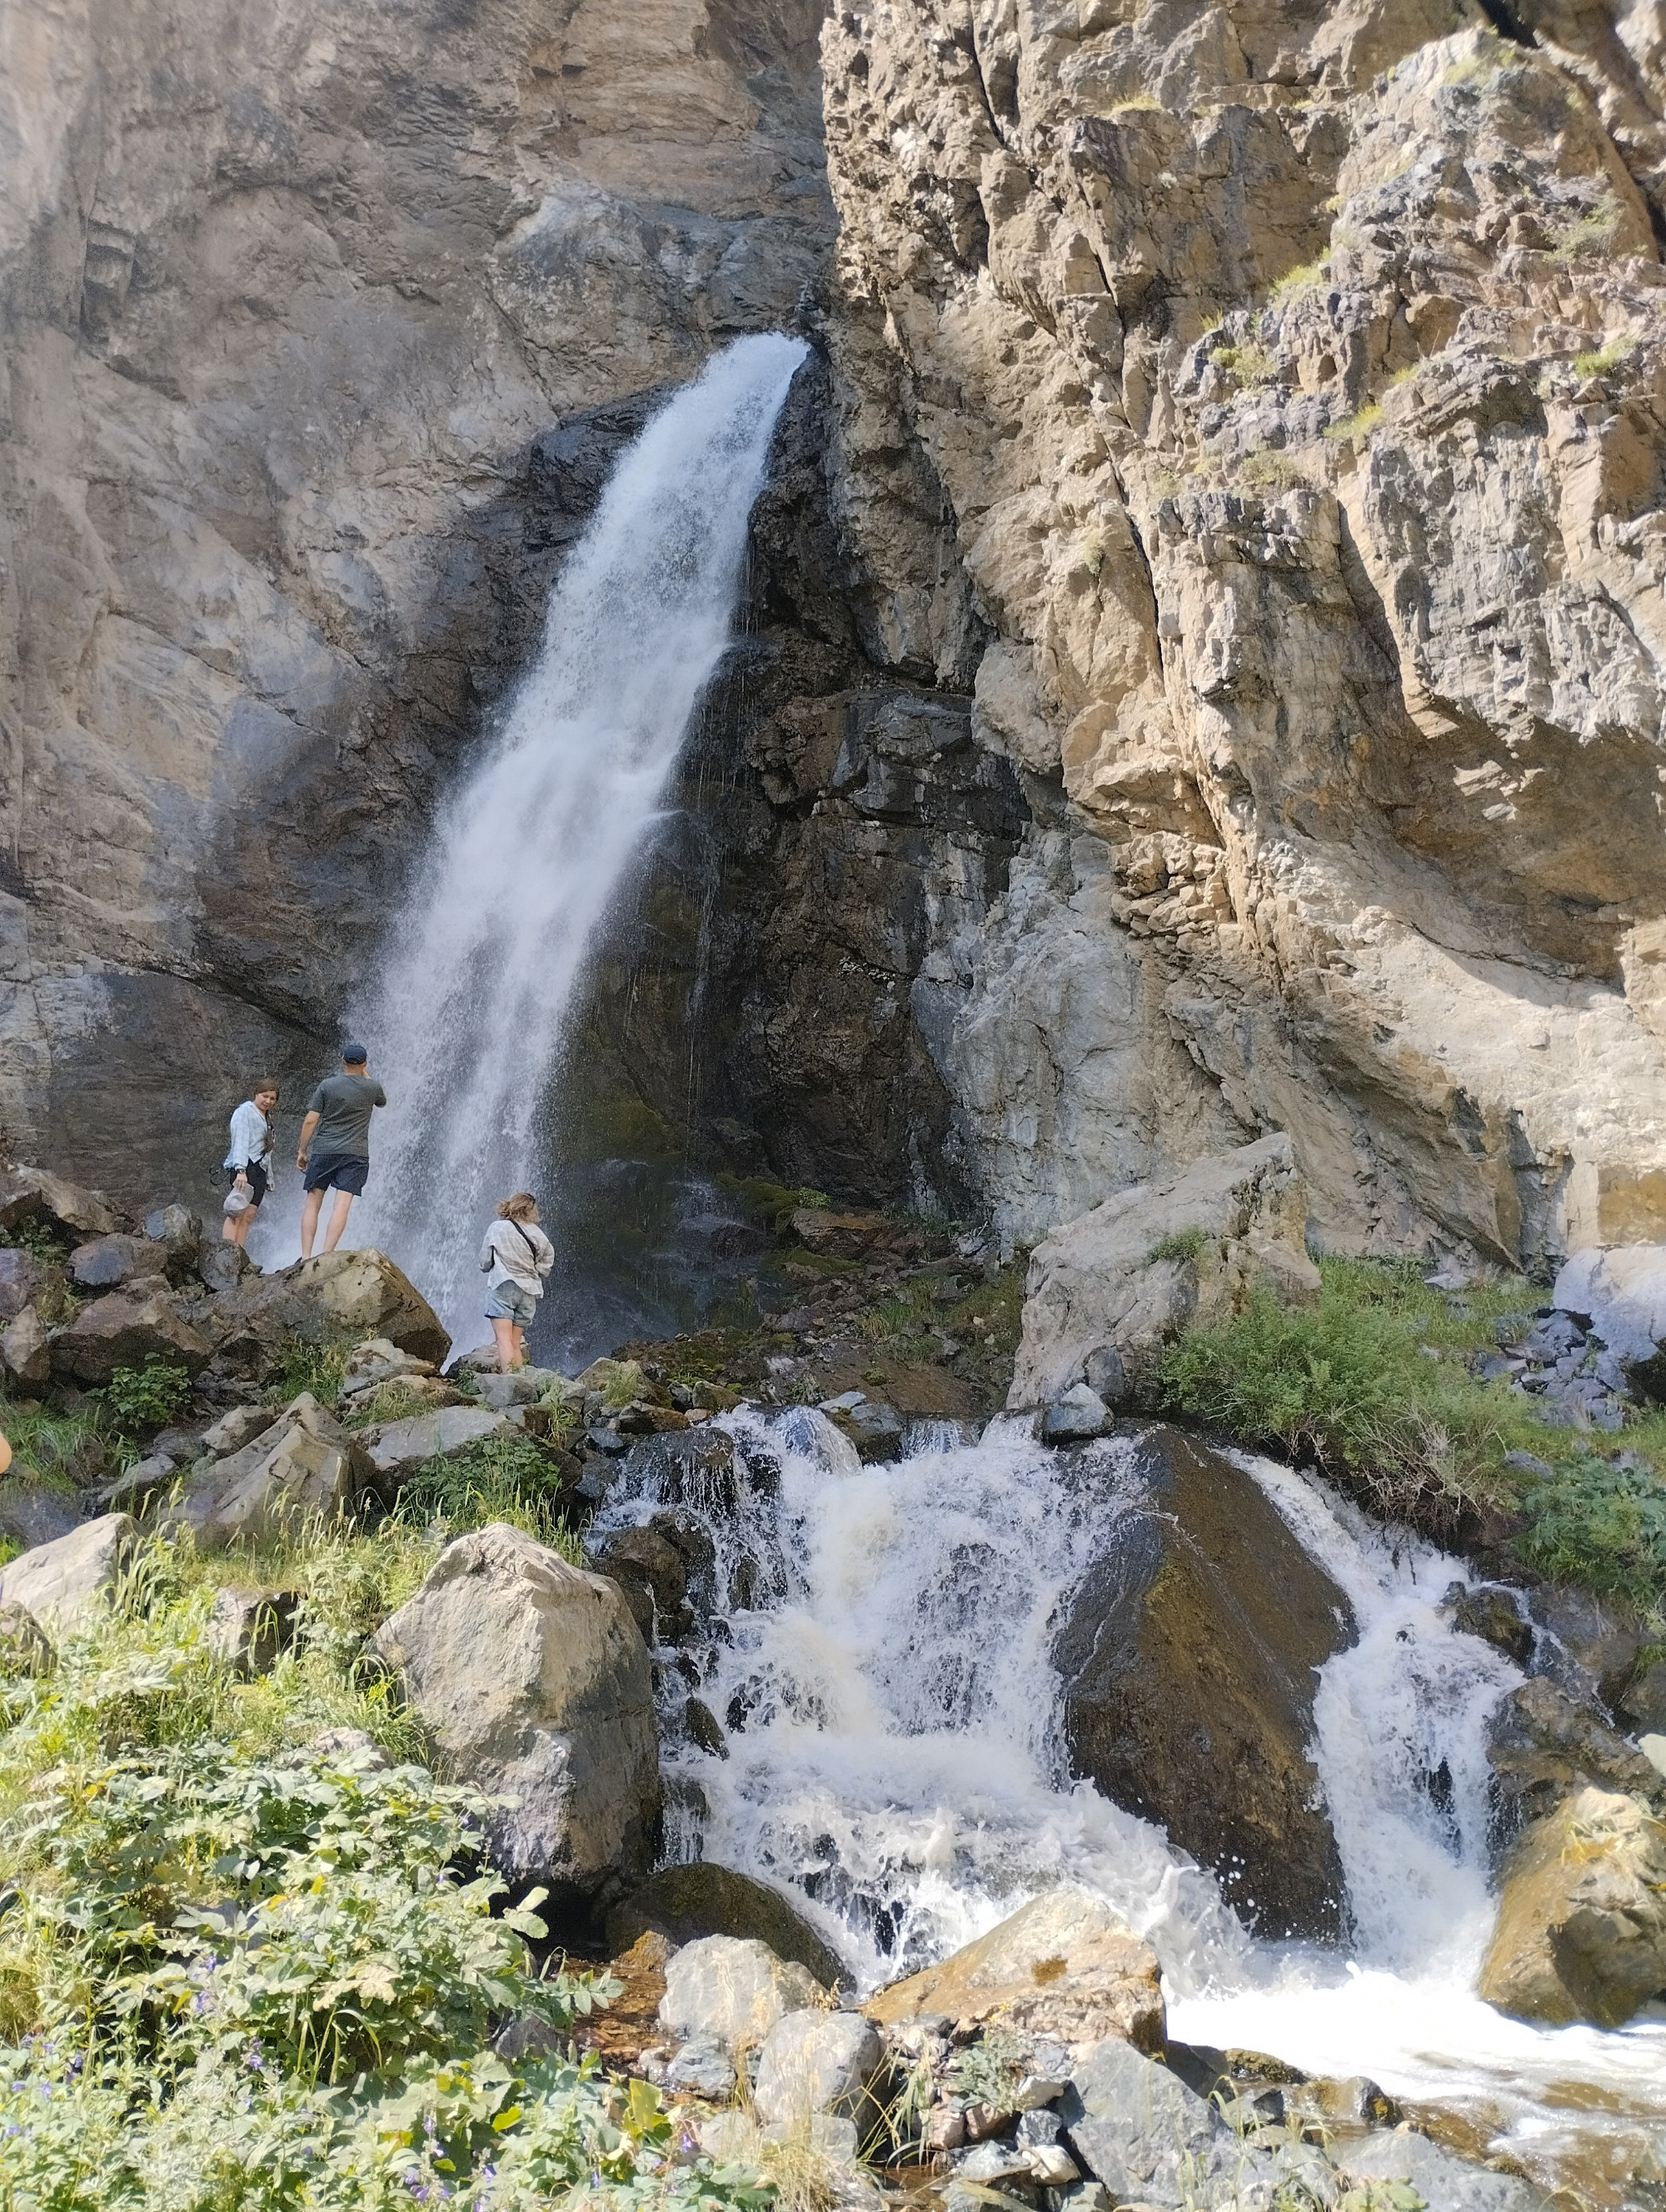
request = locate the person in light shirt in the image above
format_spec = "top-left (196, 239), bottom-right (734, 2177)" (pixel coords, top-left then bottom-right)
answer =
top-left (222, 1077), bottom-right (279, 1248)
top-left (478, 1192), bottom-right (555, 1373)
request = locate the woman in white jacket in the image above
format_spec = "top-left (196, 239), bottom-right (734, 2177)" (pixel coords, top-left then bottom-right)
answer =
top-left (479, 1191), bottom-right (555, 1373)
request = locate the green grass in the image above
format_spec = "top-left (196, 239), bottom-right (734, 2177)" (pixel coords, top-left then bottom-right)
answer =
top-left (1157, 1255), bottom-right (1666, 1613)
top-left (1145, 1226), bottom-right (1208, 1268)
top-left (0, 1526), bottom-right (768, 2212)
top-left (394, 1429), bottom-right (583, 1555)
top-left (1551, 199), bottom-right (1622, 264)
top-left (1324, 401), bottom-right (1383, 444)
top-left (1572, 333), bottom-right (1636, 377)
top-left (264, 1338), bottom-right (349, 1407)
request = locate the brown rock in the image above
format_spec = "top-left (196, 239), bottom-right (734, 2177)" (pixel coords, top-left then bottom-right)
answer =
top-left (0, 1167), bottom-right (118, 1241)
top-left (865, 1885), bottom-right (1165, 2053)
top-left (588, 1524), bottom-right (689, 1639)
top-left (1054, 1425), bottom-right (1353, 1940)
top-left (1480, 1786), bottom-right (1666, 2028)
top-left (50, 1289), bottom-right (212, 1383)
top-left (207, 1249), bottom-right (449, 1377)
top-left (568, 1930), bottom-right (676, 2070)
top-left (1, 1306), bottom-right (52, 1387)
top-left (790, 1208), bottom-right (895, 1258)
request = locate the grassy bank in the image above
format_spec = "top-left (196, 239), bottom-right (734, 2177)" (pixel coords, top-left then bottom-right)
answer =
top-left (0, 1517), bottom-right (774, 2211)
top-left (1156, 1255), bottom-right (1666, 1619)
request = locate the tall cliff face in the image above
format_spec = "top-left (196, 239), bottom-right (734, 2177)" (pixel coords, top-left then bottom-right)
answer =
top-left (0, 0), bottom-right (830, 1196)
top-left (818, 0), bottom-right (1666, 1266)
top-left (6, 0), bottom-right (1666, 1278)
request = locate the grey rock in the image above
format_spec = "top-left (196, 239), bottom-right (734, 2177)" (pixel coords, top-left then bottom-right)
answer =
top-left (1503, 1450), bottom-right (1554, 1480)
top-left (1060, 2038), bottom-right (1235, 2207)
top-left (199, 1403), bottom-right (274, 1456)
top-left (361, 1404), bottom-right (511, 1483)
top-left (173, 1394), bottom-right (373, 1551)
top-left (0, 1512), bottom-right (136, 1634)
top-left (665, 2031), bottom-right (737, 2101)
top-left (0, 1602), bottom-right (55, 1675)
top-left (196, 1241), bottom-right (253, 1296)
top-left (1337, 2125), bottom-right (1553, 2211)
top-left (0, 1479), bottom-right (82, 1551)
top-left (69, 1234), bottom-right (170, 1290)
top-left (659, 1936), bottom-right (821, 2054)
top-left (472, 1366), bottom-right (567, 1411)
top-left (1016, 2110), bottom-right (1063, 2146)
top-left (0, 1167), bottom-right (118, 1241)
top-left (374, 1522), bottom-right (659, 1901)
top-left (752, 2009), bottom-right (882, 2130)
top-left (1445, 1583), bottom-right (1534, 1668)
top-left (0, 1248), bottom-right (60, 1323)
top-left (833, 1399), bottom-right (905, 1463)
top-left (957, 2140), bottom-right (1033, 2184)
top-left (0, 1306), bottom-right (51, 1387)
top-left (1040, 1382), bottom-right (1112, 1443)
top-left (207, 1587), bottom-right (302, 1676)
top-left (340, 1337), bottom-right (437, 1397)
top-left (143, 1206), bottom-right (202, 1263)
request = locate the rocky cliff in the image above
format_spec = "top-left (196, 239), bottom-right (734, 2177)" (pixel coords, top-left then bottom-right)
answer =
top-left (7, 0), bottom-right (1666, 1278)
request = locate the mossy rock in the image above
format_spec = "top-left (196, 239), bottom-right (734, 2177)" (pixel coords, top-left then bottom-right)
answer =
top-left (604, 1861), bottom-right (845, 1990)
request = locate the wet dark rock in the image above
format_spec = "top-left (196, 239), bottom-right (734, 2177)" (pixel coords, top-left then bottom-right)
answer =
top-left (589, 1524), bottom-right (690, 1640)
top-left (614, 1427), bottom-right (739, 1516)
top-left (829, 1397), bottom-right (905, 1462)
top-left (1054, 1424), bottom-right (1354, 1941)
top-left (196, 1239), bottom-right (253, 1296)
top-left (1524, 1583), bottom-right (1644, 1711)
top-left (606, 1860), bottom-right (846, 1990)
top-left (685, 1696), bottom-right (729, 1758)
top-left (1618, 1657), bottom-right (1666, 1736)
top-left (1040, 1383), bottom-right (1113, 1443)
top-left (1445, 1583), bottom-right (1534, 1668)
top-left (1487, 1676), bottom-right (1664, 1843)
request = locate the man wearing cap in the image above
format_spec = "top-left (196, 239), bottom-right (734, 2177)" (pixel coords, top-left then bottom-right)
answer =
top-left (297, 1043), bottom-right (387, 1258)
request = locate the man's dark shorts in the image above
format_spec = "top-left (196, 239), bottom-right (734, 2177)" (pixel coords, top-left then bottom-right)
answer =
top-left (303, 1153), bottom-right (369, 1197)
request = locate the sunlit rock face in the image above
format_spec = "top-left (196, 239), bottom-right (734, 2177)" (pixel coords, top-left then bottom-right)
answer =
top-left (0, 0), bottom-right (832, 1198)
top-left (11, 0), bottom-right (1666, 1279)
top-left (817, 0), bottom-right (1666, 1265)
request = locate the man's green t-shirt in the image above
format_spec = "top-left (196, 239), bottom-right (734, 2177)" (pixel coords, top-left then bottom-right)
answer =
top-left (306, 1073), bottom-right (387, 1158)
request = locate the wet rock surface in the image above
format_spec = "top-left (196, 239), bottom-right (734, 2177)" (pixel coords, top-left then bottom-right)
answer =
top-left (605, 1861), bottom-right (845, 1990)
top-left (1055, 1427), bottom-right (1354, 1940)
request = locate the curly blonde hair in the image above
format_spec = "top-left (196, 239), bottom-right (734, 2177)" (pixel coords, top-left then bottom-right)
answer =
top-left (497, 1191), bottom-right (538, 1222)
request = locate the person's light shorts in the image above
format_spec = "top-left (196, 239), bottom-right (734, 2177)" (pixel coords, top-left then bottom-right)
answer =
top-left (485, 1280), bottom-right (536, 1323)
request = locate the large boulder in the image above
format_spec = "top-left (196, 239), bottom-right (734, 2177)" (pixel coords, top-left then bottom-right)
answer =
top-left (1549, 1243), bottom-right (1666, 1384)
top-left (0, 1165), bottom-right (119, 1240)
top-left (1487, 1677), bottom-right (1664, 1841)
top-left (1010, 1134), bottom-right (1319, 1409)
top-left (753, 2010), bottom-right (883, 2132)
top-left (865, 1886), bottom-right (1165, 2052)
top-left (1479, 1786), bottom-right (1666, 2029)
top-left (207, 1250), bottom-right (449, 1377)
top-left (361, 1404), bottom-right (512, 1484)
top-left (50, 1290), bottom-right (212, 1383)
top-left (606, 1862), bottom-right (845, 1990)
top-left (1059, 2039), bottom-right (1236, 2206)
top-left (172, 1394), bottom-right (373, 1551)
top-left (658, 1935), bottom-right (821, 2052)
top-left (373, 1522), bottom-right (659, 1900)
top-left (611, 1427), bottom-right (740, 1515)
top-left (1052, 1426), bottom-right (1353, 1940)
top-left (0, 1478), bottom-right (82, 1551)
top-left (0, 1512), bottom-right (135, 1633)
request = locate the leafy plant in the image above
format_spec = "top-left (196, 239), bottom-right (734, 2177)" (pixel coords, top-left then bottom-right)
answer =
top-left (1551, 197), bottom-right (1621, 263)
top-left (267, 1338), bottom-right (349, 1408)
top-left (1572, 333), bottom-right (1636, 378)
top-left (105, 1357), bottom-right (195, 1438)
top-left (1324, 401), bottom-right (1383, 444)
top-left (1519, 1457), bottom-right (1666, 1619)
top-left (397, 1430), bottom-right (580, 1552)
top-left (1, 1216), bottom-right (70, 1264)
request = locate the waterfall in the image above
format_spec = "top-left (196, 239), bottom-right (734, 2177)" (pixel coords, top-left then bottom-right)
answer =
top-left (272, 334), bottom-right (807, 1336)
top-left (591, 1411), bottom-right (1666, 2196)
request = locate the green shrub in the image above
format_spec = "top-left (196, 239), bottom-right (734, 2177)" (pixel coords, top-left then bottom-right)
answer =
top-left (397, 1430), bottom-right (581, 1553)
top-left (105, 1357), bottom-right (195, 1438)
top-left (266, 1338), bottom-right (349, 1407)
top-left (1144, 1227), bottom-right (1208, 1268)
top-left (0, 1216), bottom-right (69, 1265)
top-left (1519, 1457), bottom-right (1666, 1618)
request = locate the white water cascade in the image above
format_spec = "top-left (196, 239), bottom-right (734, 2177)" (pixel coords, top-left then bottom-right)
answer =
top-left (262, 335), bottom-right (808, 1331)
top-left (592, 1411), bottom-right (1666, 2203)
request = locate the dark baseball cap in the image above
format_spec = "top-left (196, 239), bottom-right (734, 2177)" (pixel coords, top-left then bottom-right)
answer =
top-left (342, 1040), bottom-right (369, 1064)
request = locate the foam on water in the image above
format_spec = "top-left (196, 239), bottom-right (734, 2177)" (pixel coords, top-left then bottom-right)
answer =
top-left (595, 1408), bottom-right (1666, 2200)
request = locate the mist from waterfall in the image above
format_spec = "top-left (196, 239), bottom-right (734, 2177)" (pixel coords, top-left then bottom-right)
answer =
top-left (309, 334), bottom-right (807, 1338)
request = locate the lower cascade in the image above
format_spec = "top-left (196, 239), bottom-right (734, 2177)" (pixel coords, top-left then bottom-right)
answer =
top-left (591, 1408), bottom-right (1666, 2196)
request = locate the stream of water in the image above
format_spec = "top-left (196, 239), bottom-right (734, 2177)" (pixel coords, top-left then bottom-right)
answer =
top-left (254, 334), bottom-right (807, 1325)
top-left (591, 1410), bottom-right (1666, 2205)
